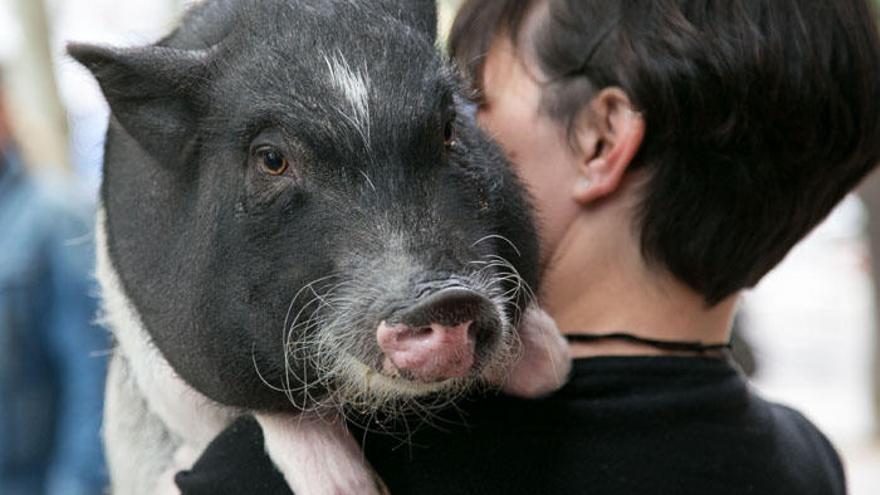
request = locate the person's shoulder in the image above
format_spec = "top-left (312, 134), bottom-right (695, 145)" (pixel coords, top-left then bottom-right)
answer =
top-left (16, 169), bottom-right (97, 255)
top-left (767, 400), bottom-right (845, 467)
top-left (749, 395), bottom-right (847, 494)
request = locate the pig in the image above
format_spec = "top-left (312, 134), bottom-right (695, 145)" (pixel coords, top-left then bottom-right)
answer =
top-left (70, 0), bottom-right (572, 493)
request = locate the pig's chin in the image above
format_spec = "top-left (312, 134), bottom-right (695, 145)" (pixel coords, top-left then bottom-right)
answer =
top-left (314, 349), bottom-right (489, 415)
top-left (352, 355), bottom-right (469, 396)
top-left (317, 331), bottom-right (517, 415)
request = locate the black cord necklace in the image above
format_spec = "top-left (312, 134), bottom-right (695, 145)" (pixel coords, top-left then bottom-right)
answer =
top-left (565, 332), bottom-right (731, 354)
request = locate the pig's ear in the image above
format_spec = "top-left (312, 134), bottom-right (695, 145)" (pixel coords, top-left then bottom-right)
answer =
top-left (68, 43), bottom-right (211, 165)
top-left (384, 0), bottom-right (438, 42)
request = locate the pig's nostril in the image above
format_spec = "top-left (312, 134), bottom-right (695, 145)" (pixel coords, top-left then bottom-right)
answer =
top-left (467, 322), bottom-right (479, 340)
top-left (413, 326), bottom-right (433, 338)
top-left (395, 321), bottom-right (474, 343)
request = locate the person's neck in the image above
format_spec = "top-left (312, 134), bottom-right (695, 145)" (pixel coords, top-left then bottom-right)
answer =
top-left (539, 191), bottom-right (738, 359)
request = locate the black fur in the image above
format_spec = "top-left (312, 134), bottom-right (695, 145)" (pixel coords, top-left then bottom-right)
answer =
top-left (71, 0), bottom-right (538, 412)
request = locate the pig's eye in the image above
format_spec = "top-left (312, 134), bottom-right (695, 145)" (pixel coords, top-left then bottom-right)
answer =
top-left (443, 117), bottom-right (457, 148)
top-left (256, 147), bottom-right (289, 176)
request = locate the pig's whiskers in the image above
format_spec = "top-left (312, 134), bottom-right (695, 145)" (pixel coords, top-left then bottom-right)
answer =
top-left (255, 251), bottom-right (536, 438)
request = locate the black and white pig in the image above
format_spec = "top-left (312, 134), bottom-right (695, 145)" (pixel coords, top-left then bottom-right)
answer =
top-left (70, 0), bottom-right (571, 493)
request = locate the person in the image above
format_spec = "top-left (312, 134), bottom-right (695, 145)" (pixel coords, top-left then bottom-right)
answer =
top-left (0, 70), bottom-right (109, 494)
top-left (176, 1), bottom-right (880, 494)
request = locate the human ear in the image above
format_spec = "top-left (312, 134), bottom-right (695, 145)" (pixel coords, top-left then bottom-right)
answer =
top-left (571, 88), bottom-right (645, 204)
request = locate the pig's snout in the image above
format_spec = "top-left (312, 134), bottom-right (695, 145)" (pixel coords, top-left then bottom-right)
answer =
top-left (377, 321), bottom-right (476, 382)
top-left (377, 289), bottom-right (499, 383)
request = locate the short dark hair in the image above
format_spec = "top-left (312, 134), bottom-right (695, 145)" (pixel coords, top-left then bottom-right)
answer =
top-left (450, 0), bottom-right (880, 305)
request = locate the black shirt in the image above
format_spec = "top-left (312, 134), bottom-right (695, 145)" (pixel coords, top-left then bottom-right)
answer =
top-left (176, 356), bottom-right (846, 494)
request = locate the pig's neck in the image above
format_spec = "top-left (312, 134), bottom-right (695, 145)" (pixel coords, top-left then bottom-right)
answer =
top-left (539, 189), bottom-right (737, 359)
top-left (95, 207), bottom-right (236, 456)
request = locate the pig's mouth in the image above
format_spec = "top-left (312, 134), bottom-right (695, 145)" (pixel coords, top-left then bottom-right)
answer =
top-left (275, 262), bottom-right (529, 415)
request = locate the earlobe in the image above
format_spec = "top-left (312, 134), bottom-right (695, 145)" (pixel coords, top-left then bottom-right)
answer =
top-left (571, 89), bottom-right (645, 205)
top-left (571, 175), bottom-right (597, 203)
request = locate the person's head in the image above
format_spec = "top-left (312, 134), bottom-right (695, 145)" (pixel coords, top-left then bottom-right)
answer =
top-left (450, 0), bottom-right (880, 306)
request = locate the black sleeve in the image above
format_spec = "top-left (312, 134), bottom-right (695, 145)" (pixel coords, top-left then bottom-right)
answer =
top-left (771, 404), bottom-right (847, 495)
top-left (175, 416), bottom-right (293, 495)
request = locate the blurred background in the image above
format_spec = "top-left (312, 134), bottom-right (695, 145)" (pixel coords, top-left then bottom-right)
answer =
top-left (0, 0), bottom-right (877, 493)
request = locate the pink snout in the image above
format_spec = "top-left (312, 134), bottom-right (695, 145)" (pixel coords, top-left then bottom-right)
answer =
top-left (377, 320), bottom-right (476, 382)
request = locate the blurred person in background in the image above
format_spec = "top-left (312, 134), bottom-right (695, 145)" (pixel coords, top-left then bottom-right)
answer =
top-left (0, 68), bottom-right (108, 495)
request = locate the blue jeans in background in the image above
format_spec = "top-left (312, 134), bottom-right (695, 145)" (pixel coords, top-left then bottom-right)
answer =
top-left (0, 150), bottom-right (108, 495)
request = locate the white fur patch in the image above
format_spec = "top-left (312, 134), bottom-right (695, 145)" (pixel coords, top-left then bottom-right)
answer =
top-left (324, 51), bottom-right (371, 144)
top-left (95, 208), bottom-right (236, 494)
